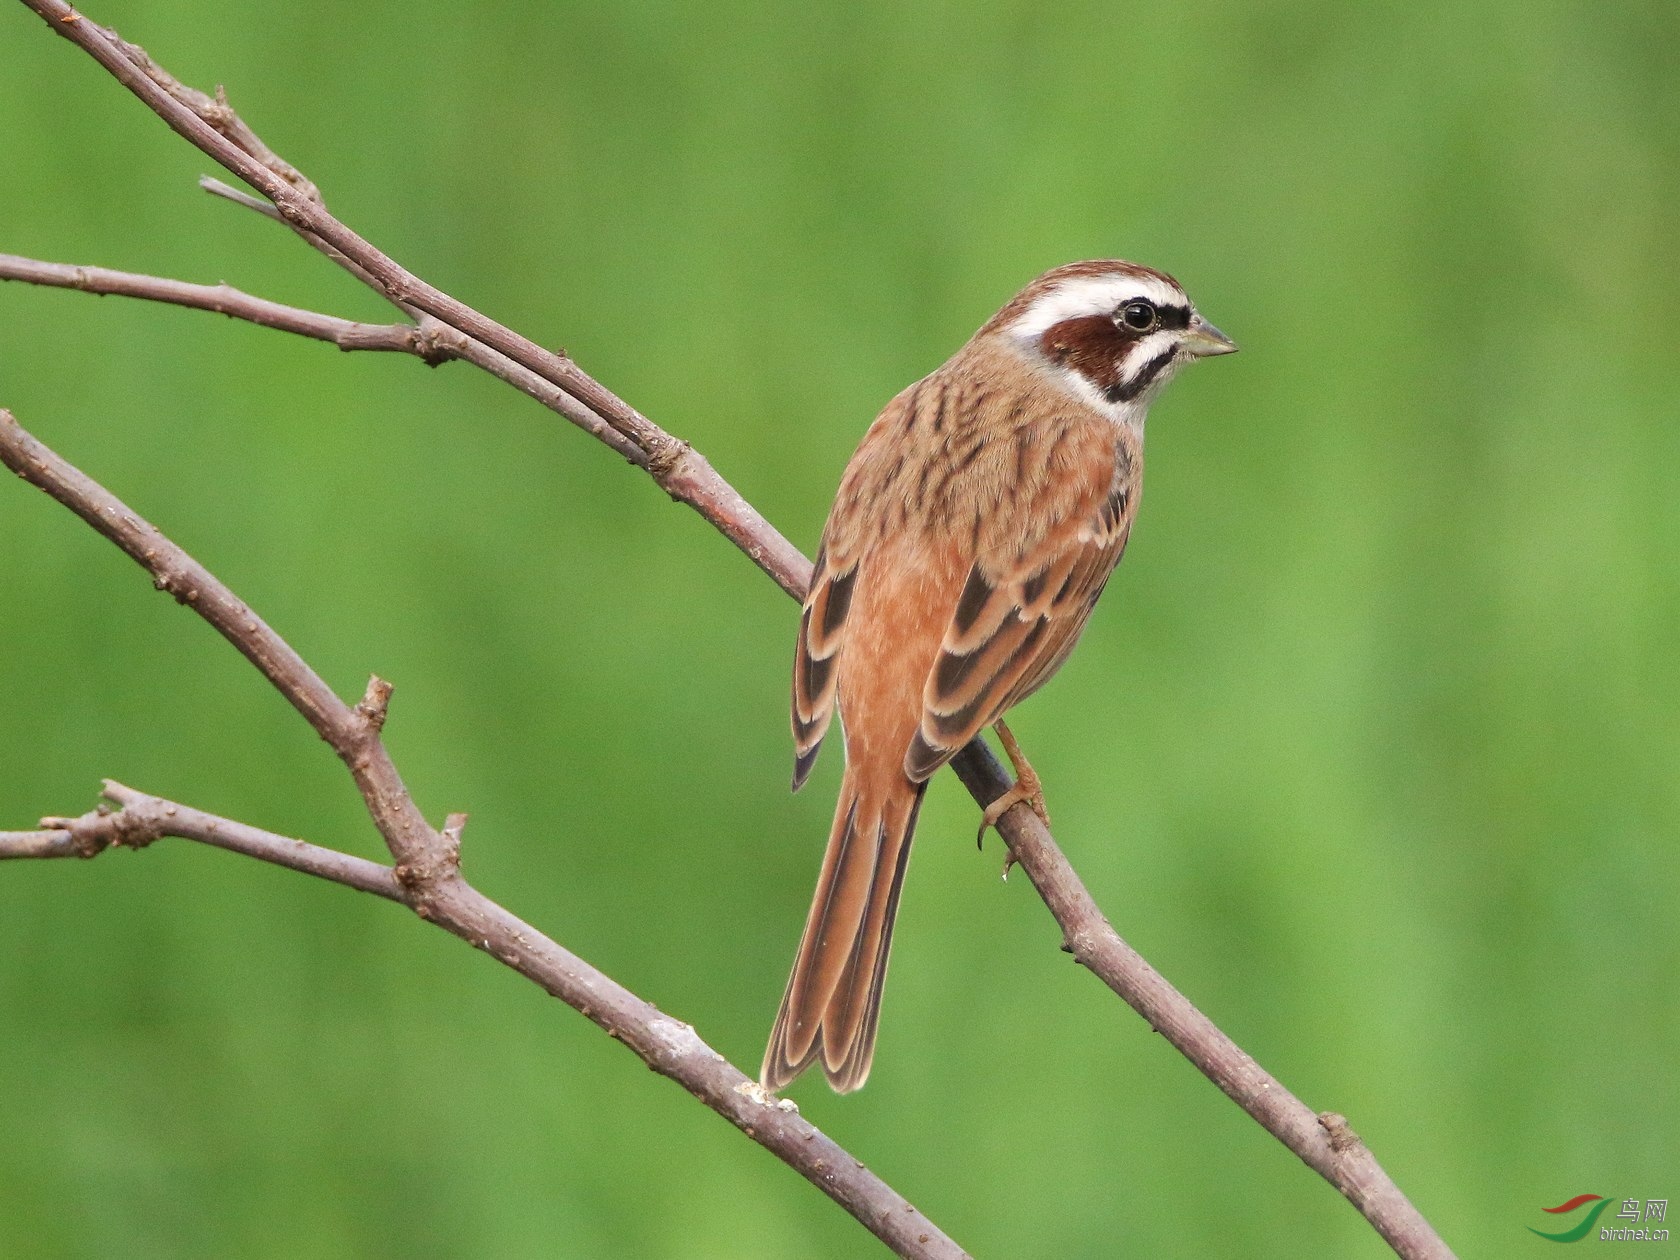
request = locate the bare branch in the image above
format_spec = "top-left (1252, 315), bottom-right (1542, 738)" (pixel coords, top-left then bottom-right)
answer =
top-left (0, 246), bottom-right (646, 466)
top-left (0, 407), bottom-right (437, 868)
top-left (949, 746), bottom-right (1449, 1259)
top-left (74, 15), bottom-right (322, 202)
top-left (353, 674), bottom-right (394, 731)
top-left (26, 0), bottom-right (811, 598)
top-left (4, 780), bottom-right (403, 898)
top-left (8, 6), bottom-right (1454, 1256)
top-left (0, 785), bottom-right (965, 1260)
top-left (0, 252), bottom-right (443, 355)
top-left (0, 408), bottom-right (968, 1260)
top-left (31, 4), bottom-right (721, 505)
top-left (0, 828), bottom-right (89, 859)
top-left (199, 174), bottom-right (283, 218)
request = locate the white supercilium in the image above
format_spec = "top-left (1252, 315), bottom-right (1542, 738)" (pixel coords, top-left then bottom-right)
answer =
top-left (1005, 273), bottom-right (1188, 339)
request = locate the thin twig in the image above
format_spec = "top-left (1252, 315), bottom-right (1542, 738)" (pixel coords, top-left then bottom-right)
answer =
top-left (0, 242), bottom-right (647, 467)
top-left (80, 18), bottom-right (321, 202)
top-left (31, 0), bottom-right (810, 596)
top-left (0, 252), bottom-right (443, 355)
top-left (0, 408), bottom-right (968, 1260)
top-left (3, 779), bottom-right (403, 898)
top-left (0, 408), bottom-right (434, 865)
top-left (199, 175), bottom-right (283, 219)
top-left (8, 6), bottom-right (1454, 1256)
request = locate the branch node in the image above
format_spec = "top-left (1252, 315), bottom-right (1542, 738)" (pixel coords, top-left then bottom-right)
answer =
top-left (1062, 927), bottom-right (1096, 959)
top-left (41, 788), bottom-right (164, 856)
top-left (109, 805), bottom-right (165, 850)
top-left (208, 82), bottom-right (232, 122)
top-left (85, 19), bottom-right (321, 204)
top-left (354, 675), bottom-right (393, 732)
top-left (37, 817), bottom-right (104, 858)
top-left (646, 435), bottom-right (693, 491)
top-left (272, 195), bottom-right (312, 229)
top-left (1317, 1112), bottom-right (1364, 1155)
top-left (411, 317), bottom-right (459, 366)
top-left (393, 820), bottom-right (463, 908)
top-left (735, 1079), bottom-right (801, 1113)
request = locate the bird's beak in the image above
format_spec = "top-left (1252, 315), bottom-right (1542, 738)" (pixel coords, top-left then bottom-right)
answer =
top-left (1181, 316), bottom-right (1238, 358)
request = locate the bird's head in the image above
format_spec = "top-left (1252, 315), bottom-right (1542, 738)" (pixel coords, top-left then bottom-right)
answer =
top-left (988, 260), bottom-right (1236, 418)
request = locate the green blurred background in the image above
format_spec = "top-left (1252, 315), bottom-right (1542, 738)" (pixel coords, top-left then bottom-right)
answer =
top-left (3, 2), bottom-right (1676, 1255)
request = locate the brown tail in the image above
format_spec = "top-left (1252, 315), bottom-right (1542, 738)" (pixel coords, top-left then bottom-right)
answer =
top-left (761, 766), bottom-right (926, 1093)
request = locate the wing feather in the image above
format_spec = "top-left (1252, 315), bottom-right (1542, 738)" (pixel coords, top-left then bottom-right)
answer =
top-left (791, 546), bottom-right (855, 790)
top-left (791, 379), bottom-right (933, 789)
top-left (903, 442), bottom-right (1135, 783)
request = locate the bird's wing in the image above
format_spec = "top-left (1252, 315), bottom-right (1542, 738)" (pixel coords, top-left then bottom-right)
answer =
top-left (903, 428), bottom-right (1134, 782)
top-left (790, 539), bottom-right (855, 790)
top-left (790, 383), bottom-right (923, 790)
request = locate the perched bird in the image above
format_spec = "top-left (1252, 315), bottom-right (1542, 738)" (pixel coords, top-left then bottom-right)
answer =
top-left (763, 260), bottom-right (1237, 1093)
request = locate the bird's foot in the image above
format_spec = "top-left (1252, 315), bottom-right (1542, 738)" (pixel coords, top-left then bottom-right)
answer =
top-left (975, 719), bottom-right (1051, 878)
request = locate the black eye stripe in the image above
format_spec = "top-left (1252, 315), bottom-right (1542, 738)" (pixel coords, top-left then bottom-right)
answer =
top-left (1114, 300), bottom-right (1191, 333)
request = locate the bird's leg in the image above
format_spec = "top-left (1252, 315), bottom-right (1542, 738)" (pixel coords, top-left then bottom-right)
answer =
top-left (977, 718), bottom-right (1051, 874)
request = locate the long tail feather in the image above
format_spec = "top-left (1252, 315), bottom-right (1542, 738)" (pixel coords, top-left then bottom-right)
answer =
top-left (762, 769), bottom-right (926, 1093)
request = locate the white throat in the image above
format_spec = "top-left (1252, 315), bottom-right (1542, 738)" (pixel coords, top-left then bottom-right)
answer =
top-left (1023, 332), bottom-right (1181, 435)
top-left (1057, 366), bottom-right (1154, 434)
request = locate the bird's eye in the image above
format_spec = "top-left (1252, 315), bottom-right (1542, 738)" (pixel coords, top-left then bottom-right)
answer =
top-left (1119, 300), bottom-right (1158, 331)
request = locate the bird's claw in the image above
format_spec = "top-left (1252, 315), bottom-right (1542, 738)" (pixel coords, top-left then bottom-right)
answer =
top-left (975, 769), bottom-right (1050, 879)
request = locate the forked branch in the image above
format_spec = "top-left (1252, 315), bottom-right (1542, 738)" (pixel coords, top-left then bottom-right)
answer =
top-left (0, 408), bottom-right (967, 1260)
top-left (4, 4), bottom-right (1454, 1257)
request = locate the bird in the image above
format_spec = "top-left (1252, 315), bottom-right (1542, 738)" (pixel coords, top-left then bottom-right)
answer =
top-left (762, 259), bottom-right (1237, 1093)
